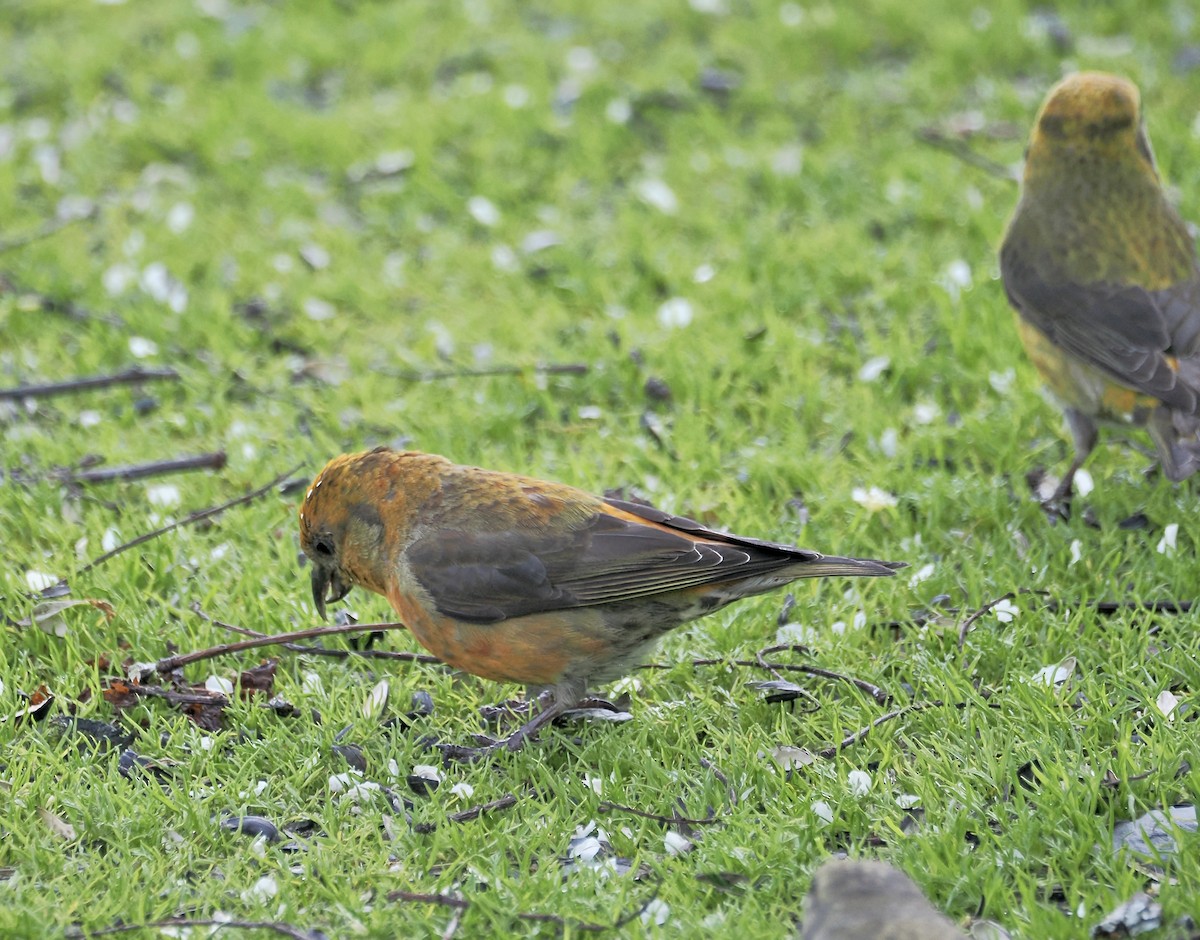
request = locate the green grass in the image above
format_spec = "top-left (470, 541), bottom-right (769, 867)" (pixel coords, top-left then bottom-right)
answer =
top-left (2, 0), bottom-right (1198, 936)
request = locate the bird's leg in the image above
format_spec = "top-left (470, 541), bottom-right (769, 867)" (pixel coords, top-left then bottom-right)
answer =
top-left (1044, 409), bottom-right (1097, 521)
top-left (498, 680), bottom-right (585, 752)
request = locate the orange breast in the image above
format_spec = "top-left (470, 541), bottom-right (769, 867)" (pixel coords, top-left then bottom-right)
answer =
top-left (385, 585), bottom-right (610, 686)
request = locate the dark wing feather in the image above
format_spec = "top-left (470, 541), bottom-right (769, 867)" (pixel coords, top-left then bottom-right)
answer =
top-left (1000, 240), bottom-right (1200, 412)
top-left (406, 500), bottom-right (824, 624)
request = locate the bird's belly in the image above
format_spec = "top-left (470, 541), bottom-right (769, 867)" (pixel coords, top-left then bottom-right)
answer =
top-left (1015, 316), bottom-right (1159, 426)
top-left (386, 585), bottom-right (613, 686)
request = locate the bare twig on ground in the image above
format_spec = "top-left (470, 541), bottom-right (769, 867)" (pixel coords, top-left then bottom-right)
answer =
top-left (386, 883), bottom-right (660, 933)
top-left (154, 621), bottom-right (438, 674)
top-left (957, 592), bottom-right (1016, 648)
top-left (816, 700), bottom-right (948, 759)
top-left (73, 465), bottom-right (303, 578)
top-left (88, 918), bottom-right (320, 939)
top-left (914, 126), bottom-right (1018, 182)
top-left (385, 362), bottom-right (588, 382)
top-left (0, 207), bottom-right (98, 254)
top-left (0, 366), bottom-right (179, 400)
top-left (191, 603), bottom-right (437, 665)
top-left (58, 451), bottom-right (227, 485)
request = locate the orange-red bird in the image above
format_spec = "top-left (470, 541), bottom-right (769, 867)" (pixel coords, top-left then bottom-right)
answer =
top-left (299, 448), bottom-right (899, 750)
top-left (1000, 72), bottom-right (1200, 508)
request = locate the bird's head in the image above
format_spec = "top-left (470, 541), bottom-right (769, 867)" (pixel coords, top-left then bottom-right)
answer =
top-left (298, 450), bottom-right (395, 618)
top-left (1027, 71), bottom-right (1156, 176)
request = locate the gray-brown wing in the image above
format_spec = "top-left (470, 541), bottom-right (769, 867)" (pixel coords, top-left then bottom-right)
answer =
top-left (405, 508), bottom-right (798, 623)
top-left (1000, 240), bottom-right (1200, 413)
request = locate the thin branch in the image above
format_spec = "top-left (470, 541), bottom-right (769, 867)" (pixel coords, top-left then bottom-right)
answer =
top-left (384, 362), bottom-right (588, 382)
top-left (0, 207), bottom-right (97, 254)
top-left (597, 801), bottom-right (720, 827)
top-left (957, 592), bottom-right (1016, 648)
top-left (0, 366), bottom-right (179, 400)
top-left (154, 620), bottom-right (439, 674)
top-left (192, 604), bottom-right (438, 664)
top-left (0, 272), bottom-right (124, 326)
top-left (56, 451), bottom-right (227, 485)
top-left (817, 701), bottom-right (946, 759)
top-left (754, 644), bottom-right (890, 703)
top-left (88, 917), bottom-right (320, 939)
top-left (386, 884), bottom-right (660, 933)
top-left (74, 464), bottom-right (302, 577)
top-left (914, 126), bottom-right (1019, 182)
top-left (701, 757), bottom-right (738, 807)
top-left (447, 793), bottom-right (518, 823)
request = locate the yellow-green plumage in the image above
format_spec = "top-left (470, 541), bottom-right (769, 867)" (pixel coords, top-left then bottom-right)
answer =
top-left (1000, 71), bottom-right (1200, 501)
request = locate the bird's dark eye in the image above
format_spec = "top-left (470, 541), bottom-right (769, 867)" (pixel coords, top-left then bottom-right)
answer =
top-left (311, 535), bottom-right (335, 557)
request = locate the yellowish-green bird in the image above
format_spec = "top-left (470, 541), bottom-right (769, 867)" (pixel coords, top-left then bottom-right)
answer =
top-left (1000, 71), bottom-right (1200, 509)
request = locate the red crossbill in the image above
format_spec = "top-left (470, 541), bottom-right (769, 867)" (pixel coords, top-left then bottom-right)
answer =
top-left (298, 447), bottom-right (899, 751)
top-left (801, 859), bottom-right (964, 940)
top-left (1000, 71), bottom-right (1200, 509)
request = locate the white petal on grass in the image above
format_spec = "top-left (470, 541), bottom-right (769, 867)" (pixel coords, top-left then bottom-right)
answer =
top-left (467, 195), bottom-right (501, 227)
top-left (641, 899), bottom-right (671, 927)
top-left (299, 243), bottom-right (330, 270)
top-left (79, 410), bottom-right (101, 428)
top-left (938, 259), bottom-right (973, 301)
top-left (166, 202), bottom-right (194, 233)
top-left (1032, 656), bottom-right (1076, 688)
top-left (411, 764), bottom-right (441, 785)
top-left (635, 178), bottom-right (678, 214)
top-left (993, 598), bottom-right (1019, 623)
top-left (503, 84), bottom-right (530, 108)
top-left (693, 263), bottom-right (715, 283)
top-left (582, 773), bottom-right (603, 795)
top-left (303, 297), bottom-right (335, 321)
top-left (327, 771), bottom-right (363, 793)
top-left (765, 745), bottom-right (815, 770)
top-left (1155, 690), bottom-right (1179, 720)
top-left (988, 368), bottom-right (1015, 393)
top-left (663, 830), bottom-right (693, 855)
top-left (450, 782), bottom-right (474, 798)
top-left (851, 486), bottom-right (898, 512)
top-left (907, 563), bottom-right (935, 588)
top-left (521, 230), bottom-right (560, 253)
top-left (895, 793), bottom-right (921, 809)
top-left (912, 401), bottom-right (940, 424)
top-left (241, 875), bottom-right (278, 904)
top-left (362, 678), bottom-right (389, 720)
top-left (811, 800), bottom-right (834, 826)
top-left (605, 97), bottom-right (631, 124)
top-left (205, 675), bottom-right (235, 696)
top-left (878, 427), bottom-right (898, 458)
top-left (103, 264), bottom-right (135, 295)
top-left (375, 150), bottom-right (415, 174)
top-left (301, 671), bottom-right (324, 695)
top-left (857, 355), bottom-right (890, 382)
top-left (577, 405), bottom-right (603, 420)
top-left (565, 46), bottom-right (598, 74)
top-left (147, 484), bottom-right (181, 507)
top-left (1069, 539), bottom-right (1082, 566)
top-left (779, 2), bottom-right (804, 26)
top-left (657, 297), bottom-right (693, 329)
top-left (771, 144), bottom-right (804, 176)
top-left (847, 769), bottom-right (872, 797)
top-left (1157, 523), bottom-right (1179, 555)
top-left (128, 336), bottom-right (158, 358)
top-left (689, 0), bottom-right (727, 12)
top-left (57, 195), bottom-right (95, 220)
top-left (1073, 468), bottom-right (1094, 497)
top-left (777, 621), bottom-right (817, 645)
